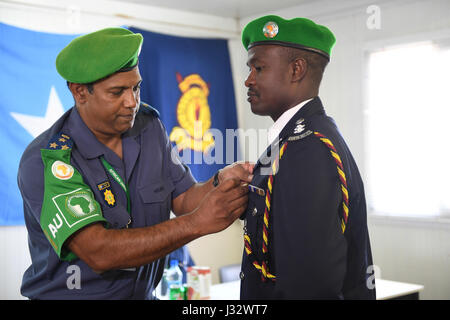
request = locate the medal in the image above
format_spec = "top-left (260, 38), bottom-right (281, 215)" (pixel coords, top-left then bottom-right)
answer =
top-left (248, 184), bottom-right (265, 196)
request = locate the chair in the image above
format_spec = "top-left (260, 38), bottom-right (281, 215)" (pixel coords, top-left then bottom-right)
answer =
top-left (219, 263), bottom-right (241, 283)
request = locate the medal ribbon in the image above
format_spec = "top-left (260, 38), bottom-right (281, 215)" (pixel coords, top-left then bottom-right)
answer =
top-left (100, 156), bottom-right (131, 214)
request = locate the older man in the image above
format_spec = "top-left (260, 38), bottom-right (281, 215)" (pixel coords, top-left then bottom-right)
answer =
top-left (18, 28), bottom-right (251, 299)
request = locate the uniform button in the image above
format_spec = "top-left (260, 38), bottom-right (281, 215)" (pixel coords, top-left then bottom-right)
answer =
top-left (252, 207), bottom-right (257, 216)
top-left (240, 271), bottom-right (245, 280)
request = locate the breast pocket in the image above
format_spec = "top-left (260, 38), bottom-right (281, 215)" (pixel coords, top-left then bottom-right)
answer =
top-left (138, 179), bottom-right (175, 225)
top-left (102, 205), bottom-right (131, 229)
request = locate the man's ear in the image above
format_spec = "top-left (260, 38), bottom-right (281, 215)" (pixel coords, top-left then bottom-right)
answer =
top-left (68, 82), bottom-right (89, 104)
top-left (291, 57), bottom-right (308, 83)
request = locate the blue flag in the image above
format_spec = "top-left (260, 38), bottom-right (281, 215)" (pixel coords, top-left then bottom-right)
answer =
top-left (0, 23), bottom-right (77, 225)
top-left (0, 24), bottom-right (239, 225)
top-left (129, 27), bottom-right (239, 182)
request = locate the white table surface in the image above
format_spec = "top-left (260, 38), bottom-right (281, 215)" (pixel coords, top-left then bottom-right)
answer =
top-left (210, 278), bottom-right (424, 300)
top-left (375, 279), bottom-right (424, 300)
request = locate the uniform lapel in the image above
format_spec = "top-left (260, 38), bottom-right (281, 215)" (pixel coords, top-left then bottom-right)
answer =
top-left (253, 97), bottom-right (325, 172)
top-left (278, 97), bottom-right (325, 142)
top-left (122, 132), bottom-right (140, 183)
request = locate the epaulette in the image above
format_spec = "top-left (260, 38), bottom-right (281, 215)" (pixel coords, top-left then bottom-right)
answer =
top-left (139, 102), bottom-right (160, 118)
top-left (287, 118), bottom-right (312, 141)
top-left (46, 132), bottom-right (73, 150)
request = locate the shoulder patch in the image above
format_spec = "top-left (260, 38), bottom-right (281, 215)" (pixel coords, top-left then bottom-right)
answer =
top-left (40, 138), bottom-right (107, 260)
top-left (46, 132), bottom-right (73, 150)
top-left (139, 102), bottom-right (160, 118)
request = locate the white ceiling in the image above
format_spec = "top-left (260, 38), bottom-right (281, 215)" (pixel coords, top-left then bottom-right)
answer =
top-left (112, 0), bottom-right (312, 19)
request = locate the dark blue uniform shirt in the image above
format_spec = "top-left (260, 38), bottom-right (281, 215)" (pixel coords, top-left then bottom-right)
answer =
top-left (18, 106), bottom-right (196, 299)
top-left (240, 97), bottom-right (376, 299)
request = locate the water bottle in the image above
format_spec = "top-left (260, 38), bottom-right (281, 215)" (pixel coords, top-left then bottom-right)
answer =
top-left (166, 259), bottom-right (183, 300)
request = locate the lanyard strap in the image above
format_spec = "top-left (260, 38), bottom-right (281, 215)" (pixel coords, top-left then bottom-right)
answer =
top-left (100, 156), bottom-right (131, 214)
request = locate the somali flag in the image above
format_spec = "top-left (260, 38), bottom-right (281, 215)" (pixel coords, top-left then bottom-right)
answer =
top-left (129, 27), bottom-right (239, 182)
top-left (0, 22), bottom-right (77, 225)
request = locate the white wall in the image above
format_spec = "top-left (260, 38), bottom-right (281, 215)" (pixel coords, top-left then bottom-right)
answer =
top-left (238, 0), bottom-right (450, 299)
top-left (0, 226), bottom-right (30, 299)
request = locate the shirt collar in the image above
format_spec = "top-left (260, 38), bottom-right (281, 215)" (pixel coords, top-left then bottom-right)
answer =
top-left (63, 107), bottom-right (108, 160)
top-left (267, 98), bottom-right (313, 146)
top-left (64, 107), bottom-right (142, 178)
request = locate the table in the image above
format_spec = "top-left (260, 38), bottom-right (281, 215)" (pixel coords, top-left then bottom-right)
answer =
top-left (210, 278), bottom-right (424, 300)
top-left (375, 279), bottom-right (424, 300)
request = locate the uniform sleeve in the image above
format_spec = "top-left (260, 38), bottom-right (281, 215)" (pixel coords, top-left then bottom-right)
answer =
top-left (39, 148), bottom-right (107, 261)
top-left (272, 138), bottom-right (347, 299)
top-left (18, 146), bottom-right (46, 225)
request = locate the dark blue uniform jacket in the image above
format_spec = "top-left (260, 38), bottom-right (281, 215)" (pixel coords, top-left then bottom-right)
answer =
top-left (240, 97), bottom-right (376, 300)
top-left (18, 105), bottom-right (196, 299)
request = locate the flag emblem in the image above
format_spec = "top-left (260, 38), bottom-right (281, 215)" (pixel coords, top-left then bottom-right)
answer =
top-left (169, 73), bottom-right (215, 154)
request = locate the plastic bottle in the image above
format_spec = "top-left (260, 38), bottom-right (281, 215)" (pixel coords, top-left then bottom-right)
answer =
top-left (166, 259), bottom-right (184, 300)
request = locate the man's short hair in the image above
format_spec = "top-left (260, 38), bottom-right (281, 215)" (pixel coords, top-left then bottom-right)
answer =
top-left (66, 64), bottom-right (138, 95)
top-left (66, 81), bottom-right (94, 94)
top-left (282, 46), bottom-right (329, 86)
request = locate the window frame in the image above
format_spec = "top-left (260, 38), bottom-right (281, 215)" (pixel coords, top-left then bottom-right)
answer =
top-left (361, 29), bottom-right (450, 223)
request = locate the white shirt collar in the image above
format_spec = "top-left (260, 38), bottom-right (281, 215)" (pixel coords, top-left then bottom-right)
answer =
top-left (267, 98), bottom-right (313, 145)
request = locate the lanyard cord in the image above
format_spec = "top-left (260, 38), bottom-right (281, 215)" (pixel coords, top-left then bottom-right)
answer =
top-left (244, 131), bottom-right (349, 282)
top-left (100, 156), bottom-right (131, 214)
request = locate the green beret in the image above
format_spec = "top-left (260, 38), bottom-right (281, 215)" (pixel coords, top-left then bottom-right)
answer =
top-left (242, 15), bottom-right (336, 60)
top-left (56, 27), bottom-right (143, 84)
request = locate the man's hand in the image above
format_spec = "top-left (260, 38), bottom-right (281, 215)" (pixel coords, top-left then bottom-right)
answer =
top-left (172, 162), bottom-right (254, 216)
top-left (191, 178), bottom-right (248, 236)
top-left (217, 161), bottom-right (255, 186)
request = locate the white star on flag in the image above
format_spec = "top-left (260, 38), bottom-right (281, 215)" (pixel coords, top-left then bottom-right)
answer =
top-left (11, 86), bottom-right (65, 138)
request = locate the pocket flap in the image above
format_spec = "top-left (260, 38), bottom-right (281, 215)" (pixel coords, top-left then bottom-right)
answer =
top-left (102, 205), bottom-right (130, 229)
top-left (139, 179), bottom-right (174, 204)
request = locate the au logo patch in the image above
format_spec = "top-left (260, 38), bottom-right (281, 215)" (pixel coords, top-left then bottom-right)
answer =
top-left (51, 161), bottom-right (74, 180)
top-left (65, 190), bottom-right (98, 218)
top-left (51, 188), bottom-right (102, 228)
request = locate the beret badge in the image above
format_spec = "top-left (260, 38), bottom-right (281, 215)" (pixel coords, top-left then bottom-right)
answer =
top-left (263, 21), bottom-right (278, 38)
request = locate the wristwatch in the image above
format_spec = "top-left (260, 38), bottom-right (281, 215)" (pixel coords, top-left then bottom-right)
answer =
top-left (213, 170), bottom-right (220, 187)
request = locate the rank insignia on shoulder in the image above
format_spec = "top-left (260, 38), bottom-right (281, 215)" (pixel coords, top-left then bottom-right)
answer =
top-left (46, 132), bottom-right (73, 150)
top-left (288, 130), bottom-right (312, 141)
top-left (293, 118), bottom-right (305, 134)
top-left (288, 118), bottom-right (312, 141)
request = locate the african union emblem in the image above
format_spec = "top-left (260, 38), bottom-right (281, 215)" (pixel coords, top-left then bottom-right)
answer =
top-left (169, 73), bottom-right (215, 154)
top-left (65, 189), bottom-right (99, 218)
